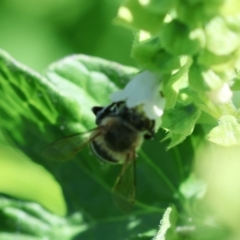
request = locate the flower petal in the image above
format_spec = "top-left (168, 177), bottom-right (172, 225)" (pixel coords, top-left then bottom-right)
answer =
top-left (110, 71), bottom-right (165, 120)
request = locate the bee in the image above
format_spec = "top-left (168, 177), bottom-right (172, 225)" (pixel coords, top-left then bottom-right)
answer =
top-left (43, 101), bottom-right (155, 211)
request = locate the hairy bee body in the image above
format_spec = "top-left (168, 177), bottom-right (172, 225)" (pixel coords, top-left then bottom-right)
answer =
top-left (43, 101), bottom-right (155, 212)
top-left (91, 102), bottom-right (155, 163)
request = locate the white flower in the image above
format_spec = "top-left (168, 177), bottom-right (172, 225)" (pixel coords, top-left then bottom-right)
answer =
top-left (206, 82), bottom-right (233, 104)
top-left (110, 71), bottom-right (165, 123)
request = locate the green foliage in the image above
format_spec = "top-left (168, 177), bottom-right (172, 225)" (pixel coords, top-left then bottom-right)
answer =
top-left (131, 34), bottom-right (180, 73)
top-left (207, 115), bottom-right (240, 145)
top-left (114, 0), bottom-right (240, 239)
top-left (188, 63), bottom-right (223, 91)
top-left (0, 50), bottom-right (190, 239)
top-left (0, 196), bottom-right (84, 240)
top-left (114, 0), bottom-right (165, 33)
top-left (118, 0), bottom-right (240, 148)
top-left (0, 145), bottom-right (66, 216)
top-left (176, 0), bottom-right (224, 26)
top-left (1, 0), bottom-right (240, 239)
top-left (161, 20), bottom-right (203, 56)
top-left (162, 103), bottom-right (201, 149)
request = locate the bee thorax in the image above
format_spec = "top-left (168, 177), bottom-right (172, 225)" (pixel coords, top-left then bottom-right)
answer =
top-left (104, 124), bottom-right (138, 152)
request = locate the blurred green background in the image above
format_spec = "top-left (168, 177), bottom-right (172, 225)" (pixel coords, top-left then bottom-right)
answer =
top-left (0, 0), bottom-right (135, 71)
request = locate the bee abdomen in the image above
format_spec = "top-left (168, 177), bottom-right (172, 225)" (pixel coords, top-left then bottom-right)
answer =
top-left (90, 140), bottom-right (120, 164)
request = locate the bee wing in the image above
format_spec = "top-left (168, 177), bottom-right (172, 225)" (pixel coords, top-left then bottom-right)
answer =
top-left (42, 128), bottom-right (100, 161)
top-left (112, 157), bottom-right (136, 212)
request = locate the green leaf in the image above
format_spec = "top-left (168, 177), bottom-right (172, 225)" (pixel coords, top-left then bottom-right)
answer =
top-left (198, 48), bottom-right (238, 71)
top-left (0, 48), bottom-right (137, 144)
top-left (162, 103), bottom-right (201, 135)
top-left (0, 145), bottom-right (66, 216)
top-left (205, 17), bottom-right (239, 56)
top-left (153, 205), bottom-right (178, 240)
top-left (163, 57), bottom-right (191, 108)
top-left (0, 49), bottom-right (191, 239)
top-left (163, 86), bottom-right (178, 109)
top-left (207, 115), bottom-right (240, 146)
top-left (176, 0), bottom-right (224, 26)
top-left (161, 20), bottom-right (204, 56)
top-left (163, 132), bottom-right (188, 150)
top-left (131, 34), bottom-right (180, 73)
top-left (114, 0), bottom-right (165, 33)
top-left (0, 196), bottom-right (85, 240)
top-left (162, 103), bottom-right (201, 148)
top-left (0, 49), bottom-right (137, 217)
top-left (163, 57), bottom-right (192, 108)
top-left (188, 63), bottom-right (224, 91)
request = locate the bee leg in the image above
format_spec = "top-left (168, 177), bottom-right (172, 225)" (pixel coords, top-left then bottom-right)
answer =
top-left (112, 151), bottom-right (136, 212)
top-left (127, 150), bottom-right (136, 161)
